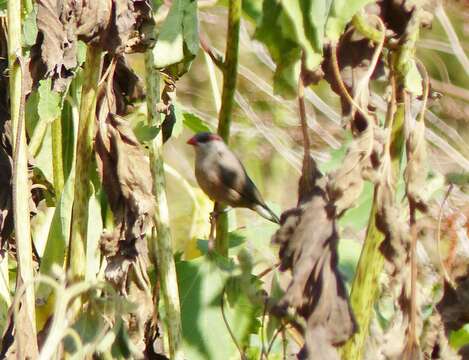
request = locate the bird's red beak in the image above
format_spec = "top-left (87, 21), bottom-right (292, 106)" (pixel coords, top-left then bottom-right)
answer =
top-left (187, 136), bottom-right (197, 146)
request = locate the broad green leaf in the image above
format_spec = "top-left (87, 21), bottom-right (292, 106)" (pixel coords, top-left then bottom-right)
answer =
top-left (325, 0), bottom-right (374, 42)
top-left (450, 324), bottom-right (469, 350)
top-left (255, 0), bottom-right (301, 98)
top-left (280, 0), bottom-right (323, 70)
top-left (153, 0), bottom-right (199, 76)
top-left (177, 255), bottom-right (261, 360)
top-left (182, 111), bottom-right (212, 133)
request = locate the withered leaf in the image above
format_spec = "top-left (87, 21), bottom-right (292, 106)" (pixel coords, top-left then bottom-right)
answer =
top-left (31, 0), bottom-right (153, 91)
top-left (404, 120), bottom-right (428, 213)
top-left (272, 174), bottom-right (356, 359)
top-left (96, 113), bottom-right (154, 256)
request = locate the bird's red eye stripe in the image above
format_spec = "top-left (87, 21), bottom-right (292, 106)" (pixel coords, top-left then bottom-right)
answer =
top-left (208, 134), bottom-right (223, 141)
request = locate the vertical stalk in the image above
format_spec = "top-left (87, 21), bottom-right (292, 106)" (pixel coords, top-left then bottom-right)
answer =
top-left (144, 50), bottom-right (184, 360)
top-left (68, 45), bottom-right (102, 283)
top-left (341, 78), bottom-right (406, 360)
top-left (8, 0), bottom-right (38, 356)
top-left (214, 0), bottom-right (241, 256)
top-left (52, 114), bottom-right (64, 195)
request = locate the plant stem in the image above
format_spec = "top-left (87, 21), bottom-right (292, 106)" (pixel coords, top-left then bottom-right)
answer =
top-left (52, 114), bottom-right (65, 195)
top-left (144, 50), bottom-right (184, 360)
top-left (8, 0), bottom-right (38, 356)
top-left (214, 0), bottom-right (241, 256)
top-left (341, 83), bottom-right (405, 360)
top-left (68, 45), bottom-right (102, 284)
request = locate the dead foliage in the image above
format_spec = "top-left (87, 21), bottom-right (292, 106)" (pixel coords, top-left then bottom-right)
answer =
top-left (272, 155), bottom-right (357, 359)
top-left (95, 57), bottom-right (153, 274)
top-left (31, 0), bottom-right (154, 91)
top-left (94, 55), bottom-right (155, 350)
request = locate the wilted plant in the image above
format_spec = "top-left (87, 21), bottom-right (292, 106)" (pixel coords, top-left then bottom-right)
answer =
top-left (0, 0), bottom-right (467, 359)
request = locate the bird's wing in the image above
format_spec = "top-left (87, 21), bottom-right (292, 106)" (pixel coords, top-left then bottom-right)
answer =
top-left (216, 150), bottom-right (267, 208)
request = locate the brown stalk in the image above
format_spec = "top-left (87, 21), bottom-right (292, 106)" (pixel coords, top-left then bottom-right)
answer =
top-left (404, 59), bottom-right (430, 360)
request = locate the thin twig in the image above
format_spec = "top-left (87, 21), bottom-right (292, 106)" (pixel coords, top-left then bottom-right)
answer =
top-left (200, 33), bottom-right (225, 70)
top-left (255, 262), bottom-right (280, 279)
top-left (260, 298), bottom-right (268, 360)
top-left (281, 327), bottom-right (287, 360)
top-left (437, 184), bottom-right (455, 288)
top-left (298, 70), bottom-right (314, 194)
top-left (220, 287), bottom-right (247, 360)
top-left (266, 323), bottom-right (286, 359)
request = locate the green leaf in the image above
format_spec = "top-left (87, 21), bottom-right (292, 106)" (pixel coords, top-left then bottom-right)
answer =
top-left (0, 0), bottom-right (6, 15)
top-left (450, 324), bottom-right (469, 350)
top-left (280, 0), bottom-right (324, 70)
top-left (325, 0), bottom-right (374, 42)
top-left (37, 78), bottom-right (62, 123)
top-left (37, 169), bottom-right (75, 300)
top-left (254, 0), bottom-right (301, 98)
top-left (182, 111), bottom-right (212, 133)
top-left (153, 0), bottom-right (199, 76)
top-left (22, 5), bottom-right (38, 47)
top-left (404, 59), bottom-right (423, 95)
top-left (133, 122), bottom-right (159, 143)
top-left (177, 255), bottom-right (261, 360)
top-left (172, 103), bottom-right (184, 138)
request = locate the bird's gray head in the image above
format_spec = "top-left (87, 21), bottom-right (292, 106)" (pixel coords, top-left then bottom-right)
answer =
top-left (187, 132), bottom-right (225, 154)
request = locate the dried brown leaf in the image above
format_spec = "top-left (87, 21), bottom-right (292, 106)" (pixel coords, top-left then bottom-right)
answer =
top-left (272, 176), bottom-right (356, 359)
top-left (404, 120), bottom-right (428, 212)
top-left (96, 113), bottom-right (154, 258)
top-left (31, 0), bottom-right (153, 91)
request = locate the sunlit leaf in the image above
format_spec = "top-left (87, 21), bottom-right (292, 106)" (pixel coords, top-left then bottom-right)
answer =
top-left (325, 0), bottom-right (373, 41)
top-left (404, 59), bottom-right (423, 95)
top-left (182, 111), bottom-right (212, 133)
top-left (449, 324), bottom-right (469, 350)
top-left (23, 5), bottom-right (38, 47)
top-left (177, 255), bottom-right (261, 360)
top-left (153, 0), bottom-right (199, 76)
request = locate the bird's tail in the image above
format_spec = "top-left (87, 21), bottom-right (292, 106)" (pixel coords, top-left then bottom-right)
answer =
top-left (253, 204), bottom-right (280, 224)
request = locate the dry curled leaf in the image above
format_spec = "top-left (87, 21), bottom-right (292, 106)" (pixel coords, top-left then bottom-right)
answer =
top-left (90, 52), bottom-right (155, 351)
top-left (404, 119), bottom-right (428, 212)
top-left (31, 0), bottom-right (153, 91)
top-left (272, 168), bottom-right (356, 359)
top-left (96, 113), bottom-right (154, 259)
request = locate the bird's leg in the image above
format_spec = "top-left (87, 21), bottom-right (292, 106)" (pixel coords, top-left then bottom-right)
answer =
top-left (208, 204), bottom-right (232, 252)
top-left (208, 210), bottom-right (217, 252)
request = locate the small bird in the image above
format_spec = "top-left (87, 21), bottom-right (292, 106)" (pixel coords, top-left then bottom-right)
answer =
top-left (187, 132), bottom-right (280, 224)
